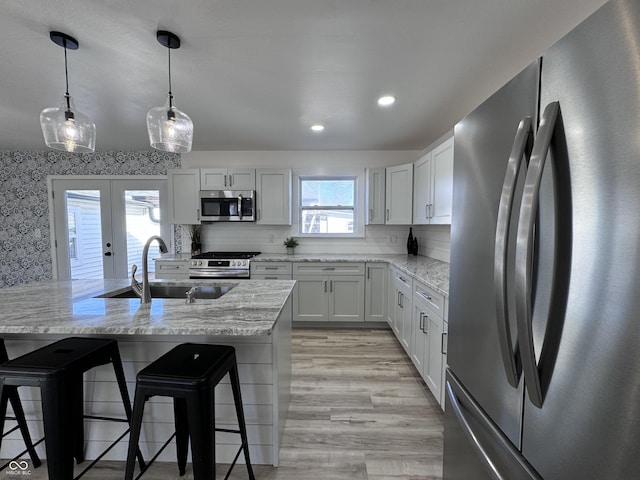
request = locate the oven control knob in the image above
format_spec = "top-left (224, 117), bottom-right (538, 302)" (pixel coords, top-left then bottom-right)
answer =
top-left (191, 261), bottom-right (196, 266)
top-left (241, 260), bottom-right (247, 267)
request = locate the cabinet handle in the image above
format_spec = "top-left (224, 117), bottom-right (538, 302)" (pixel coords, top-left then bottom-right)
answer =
top-left (441, 332), bottom-right (448, 355)
top-left (370, 209), bottom-right (373, 221)
top-left (423, 314), bottom-right (429, 335)
top-left (265, 276), bottom-right (278, 280)
top-left (265, 266), bottom-right (278, 270)
top-left (229, 174), bottom-right (233, 187)
top-left (428, 204), bottom-right (432, 219)
top-left (197, 209), bottom-right (200, 221)
top-left (419, 312), bottom-right (424, 332)
top-left (322, 267), bottom-right (335, 271)
top-left (386, 209), bottom-right (390, 221)
top-left (224, 174), bottom-right (227, 187)
top-left (417, 291), bottom-right (432, 301)
top-left (330, 280), bottom-right (333, 293)
top-left (324, 280), bottom-right (327, 293)
top-left (398, 275), bottom-right (407, 283)
top-left (397, 292), bottom-right (401, 307)
top-left (425, 204), bottom-right (428, 219)
top-left (399, 292), bottom-right (404, 308)
top-left (257, 209), bottom-right (261, 221)
top-left (367, 267), bottom-right (370, 279)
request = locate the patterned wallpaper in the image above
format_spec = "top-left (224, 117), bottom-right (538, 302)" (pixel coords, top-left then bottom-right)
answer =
top-left (0, 150), bottom-right (180, 288)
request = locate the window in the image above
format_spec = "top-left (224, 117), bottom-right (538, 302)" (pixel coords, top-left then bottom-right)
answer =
top-left (299, 177), bottom-right (356, 236)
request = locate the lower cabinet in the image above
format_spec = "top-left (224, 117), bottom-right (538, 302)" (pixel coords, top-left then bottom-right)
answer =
top-left (388, 266), bottom-right (413, 354)
top-left (364, 263), bottom-right (387, 322)
top-left (293, 263), bottom-right (365, 322)
top-left (411, 279), bottom-right (447, 405)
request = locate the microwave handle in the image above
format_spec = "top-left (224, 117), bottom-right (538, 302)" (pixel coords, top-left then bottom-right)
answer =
top-left (238, 194), bottom-right (243, 220)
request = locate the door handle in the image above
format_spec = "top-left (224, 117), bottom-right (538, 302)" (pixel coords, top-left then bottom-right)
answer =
top-left (515, 101), bottom-right (560, 409)
top-left (104, 252), bottom-right (112, 257)
top-left (494, 116), bottom-right (532, 388)
top-left (441, 332), bottom-right (447, 355)
top-left (237, 195), bottom-right (243, 220)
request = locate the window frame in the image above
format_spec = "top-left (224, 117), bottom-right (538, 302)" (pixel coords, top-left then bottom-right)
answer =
top-left (296, 175), bottom-right (360, 238)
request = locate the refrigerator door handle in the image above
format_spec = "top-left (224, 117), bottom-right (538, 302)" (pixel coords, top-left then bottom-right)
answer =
top-left (494, 116), bottom-right (532, 388)
top-left (515, 101), bottom-right (560, 409)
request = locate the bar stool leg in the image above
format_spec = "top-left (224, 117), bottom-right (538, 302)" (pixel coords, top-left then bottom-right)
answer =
top-left (229, 366), bottom-right (256, 480)
top-left (41, 378), bottom-right (74, 480)
top-left (125, 388), bottom-right (147, 480)
top-left (7, 387), bottom-right (42, 467)
top-left (173, 398), bottom-right (189, 476)
top-left (71, 374), bottom-right (85, 464)
top-left (186, 388), bottom-right (215, 480)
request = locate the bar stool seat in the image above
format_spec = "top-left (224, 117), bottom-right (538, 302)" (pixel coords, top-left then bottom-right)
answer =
top-left (125, 343), bottom-right (255, 480)
top-left (0, 337), bottom-right (144, 480)
top-left (0, 339), bottom-right (41, 470)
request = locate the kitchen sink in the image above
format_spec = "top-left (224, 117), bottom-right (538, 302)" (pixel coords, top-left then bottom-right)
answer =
top-left (96, 284), bottom-right (236, 300)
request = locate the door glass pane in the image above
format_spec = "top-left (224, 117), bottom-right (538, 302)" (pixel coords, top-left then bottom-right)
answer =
top-left (124, 190), bottom-right (161, 277)
top-left (66, 190), bottom-right (104, 279)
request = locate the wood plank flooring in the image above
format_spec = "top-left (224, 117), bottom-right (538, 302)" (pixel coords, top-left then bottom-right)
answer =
top-left (1, 328), bottom-right (444, 479)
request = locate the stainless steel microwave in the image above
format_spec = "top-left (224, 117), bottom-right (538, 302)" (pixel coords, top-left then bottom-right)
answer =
top-left (199, 190), bottom-right (256, 222)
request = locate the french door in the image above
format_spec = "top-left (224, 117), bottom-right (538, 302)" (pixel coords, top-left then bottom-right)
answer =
top-left (50, 177), bottom-right (169, 280)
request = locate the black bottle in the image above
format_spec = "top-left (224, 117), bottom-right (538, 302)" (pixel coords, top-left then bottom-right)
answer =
top-left (407, 228), bottom-right (414, 255)
top-left (412, 236), bottom-right (418, 256)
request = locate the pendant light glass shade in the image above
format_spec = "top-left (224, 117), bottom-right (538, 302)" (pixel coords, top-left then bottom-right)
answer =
top-left (146, 94), bottom-right (193, 152)
top-left (40, 94), bottom-right (96, 153)
top-left (40, 32), bottom-right (96, 153)
top-left (147, 31), bottom-right (193, 153)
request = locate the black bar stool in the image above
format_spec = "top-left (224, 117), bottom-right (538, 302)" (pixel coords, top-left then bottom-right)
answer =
top-left (125, 343), bottom-right (255, 480)
top-left (0, 337), bottom-right (144, 480)
top-left (0, 339), bottom-right (41, 469)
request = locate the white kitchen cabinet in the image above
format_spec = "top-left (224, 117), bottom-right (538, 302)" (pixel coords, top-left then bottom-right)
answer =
top-left (412, 279), bottom-right (447, 406)
top-left (365, 167), bottom-right (386, 225)
top-left (154, 259), bottom-right (190, 280)
top-left (200, 168), bottom-right (256, 190)
top-left (250, 261), bottom-right (293, 280)
top-left (388, 266), bottom-right (413, 353)
top-left (293, 263), bottom-right (365, 323)
top-left (256, 169), bottom-right (291, 225)
top-left (167, 169), bottom-right (200, 225)
top-left (413, 137), bottom-right (454, 225)
top-left (385, 163), bottom-right (413, 224)
top-left (364, 263), bottom-right (387, 322)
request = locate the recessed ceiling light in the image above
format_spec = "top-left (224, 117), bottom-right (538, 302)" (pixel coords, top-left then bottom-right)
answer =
top-left (377, 95), bottom-right (396, 107)
top-left (310, 124), bottom-right (325, 132)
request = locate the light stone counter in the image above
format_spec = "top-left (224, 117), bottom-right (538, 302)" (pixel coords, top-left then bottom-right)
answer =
top-left (0, 278), bottom-right (295, 336)
top-left (253, 253), bottom-right (450, 296)
top-left (0, 278), bottom-right (294, 466)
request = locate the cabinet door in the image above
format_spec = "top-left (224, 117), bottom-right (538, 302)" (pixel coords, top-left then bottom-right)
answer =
top-left (430, 137), bottom-right (454, 224)
top-left (413, 153), bottom-right (432, 225)
top-left (366, 167), bottom-right (386, 225)
top-left (411, 302), bottom-right (427, 376)
top-left (365, 263), bottom-right (387, 322)
top-left (328, 276), bottom-right (365, 322)
top-left (399, 284), bottom-right (413, 354)
top-left (200, 168), bottom-right (228, 190)
top-left (256, 169), bottom-right (291, 225)
top-left (387, 270), bottom-right (397, 329)
top-left (228, 168), bottom-right (256, 190)
top-left (168, 169), bottom-right (200, 225)
top-left (385, 164), bottom-right (413, 224)
top-left (424, 311), bottom-right (444, 401)
top-left (293, 276), bottom-right (328, 322)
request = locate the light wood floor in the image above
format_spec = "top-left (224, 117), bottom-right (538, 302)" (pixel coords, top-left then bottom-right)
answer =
top-left (1, 328), bottom-right (444, 479)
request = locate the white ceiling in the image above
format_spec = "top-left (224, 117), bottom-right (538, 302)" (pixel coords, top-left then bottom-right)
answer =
top-left (0, 0), bottom-right (607, 152)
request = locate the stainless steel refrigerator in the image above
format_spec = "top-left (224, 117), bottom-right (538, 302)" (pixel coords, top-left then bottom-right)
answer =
top-left (444, 0), bottom-right (640, 478)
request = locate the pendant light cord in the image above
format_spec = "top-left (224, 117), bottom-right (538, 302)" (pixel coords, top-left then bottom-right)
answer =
top-left (167, 45), bottom-right (174, 109)
top-left (63, 43), bottom-right (71, 110)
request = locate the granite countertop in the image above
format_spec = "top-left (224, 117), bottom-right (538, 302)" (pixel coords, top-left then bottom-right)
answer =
top-left (253, 253), bottom-right (450, 296)
top-left (0, 279), bottom-right (295, 337)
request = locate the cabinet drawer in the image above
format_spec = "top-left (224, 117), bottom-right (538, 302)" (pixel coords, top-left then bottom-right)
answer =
top-left (413, 280), bottom-right (444, 317)
top-left (293, 262), bottom-right (365, 277)
top-left (251, 262), bottom-right (293, 275)
top-left (252, 274), bottom-right (292, 280)
top-left (154, 260), bottom-right (190, 279)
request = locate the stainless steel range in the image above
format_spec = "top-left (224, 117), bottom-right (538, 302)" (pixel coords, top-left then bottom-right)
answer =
top-left (189, 251), bottom-right (261, 279)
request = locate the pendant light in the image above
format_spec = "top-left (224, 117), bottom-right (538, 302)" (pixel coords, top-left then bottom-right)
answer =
top-left (40, 31), bottom-right (96, 153)
top-left (146, 30), bottom-right (193, 153)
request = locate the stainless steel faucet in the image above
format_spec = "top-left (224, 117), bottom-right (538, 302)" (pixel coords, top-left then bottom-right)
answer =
top-left (185, 286), bottom-right (199, 304)
top-left (131, 235), bottom-right (168, 304)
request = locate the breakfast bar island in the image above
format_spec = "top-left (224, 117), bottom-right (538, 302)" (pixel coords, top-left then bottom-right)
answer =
top-left (0, 278), bottom-right (294, 467)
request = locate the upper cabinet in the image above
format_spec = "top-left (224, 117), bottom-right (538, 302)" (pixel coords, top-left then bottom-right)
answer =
top-left (413, 137), bottom-right (454, 225)
top-left (385, 163), bottom-right (414, 225)
top-left (256, 169), bottom-right (292, 225)
top-left (168, 169), bottom-right (201, 225)
top-left (200, 168), bottom-right (256, 190)
top-left (365, 168), bottom-right (386, 225)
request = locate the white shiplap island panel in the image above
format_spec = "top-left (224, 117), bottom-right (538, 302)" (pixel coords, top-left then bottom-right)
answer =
top-left (0, 279), bottom-right (294, 466)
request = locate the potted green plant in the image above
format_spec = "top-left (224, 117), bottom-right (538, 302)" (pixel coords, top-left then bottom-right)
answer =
top-left (187, 224), bottom-right (202, 255)
top-left (283, 237), bottom-right (298, 255)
